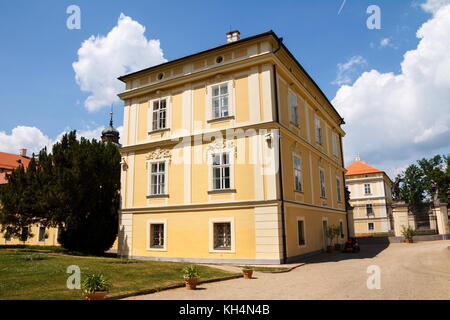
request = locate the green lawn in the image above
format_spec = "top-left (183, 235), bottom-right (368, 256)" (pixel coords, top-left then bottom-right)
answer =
top-left (0, 247), bottom-right (235, 300)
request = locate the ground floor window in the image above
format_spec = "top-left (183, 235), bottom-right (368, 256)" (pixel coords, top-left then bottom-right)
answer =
top-left (297, 219), bottom-right (306, 246)
top-left (4, 227), bottom-right (12, 242)
top-left (368, 222), bottom-right (375, 231)
top-left (339, 221), bottom-right (345, 239)
top-left (20, 227), bottom-right (29, 242)
top-left (38, 226), bottom-right (46, 242)
top-left (213, 222), bottom-right (231, 250)
top-left (149, 223), bottom-right (165, 249)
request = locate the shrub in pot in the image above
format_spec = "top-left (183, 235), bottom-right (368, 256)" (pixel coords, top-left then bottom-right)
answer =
top-left (401, 225), bottom-right (415, 243)
top-left (82, 273), bottom-right (110, 300)
top-left (241, 266), bottom-right (254, 279)
top-left (182, 265), bottom-right (200, 290)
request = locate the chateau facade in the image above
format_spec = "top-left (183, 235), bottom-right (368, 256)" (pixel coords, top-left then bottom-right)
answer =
top-left (117, 30), bottom-right (348, 264)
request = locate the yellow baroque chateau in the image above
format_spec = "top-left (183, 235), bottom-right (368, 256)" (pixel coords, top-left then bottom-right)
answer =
top-left (117, 30), bottom-right (348, 264)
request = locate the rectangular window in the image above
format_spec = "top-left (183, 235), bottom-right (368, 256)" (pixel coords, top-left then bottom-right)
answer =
top-left (339, 221), bottom-right (344, 239)
top-left (4, 227), bottom-right (12, 242)
top-left (211, 84), bottom-right (229, 119)
top-left (297, 219), bottom-right (306, 246)
top-left (150, 162), bottom-right (166, 195)
top-left (20, 227), bottom-right (29, 242)
top-left (364, 183), bottom-right (371, 194)
top-left (336, 178), bottom-right (342, 202)
top-left (152, 99), bottom-right (167, 131)
top-left (332, 133), bottom-right (338, 156)
top-left (319, 169), bottom-right (326, 198)
top-left (212, 153), bottom-right (230, 190)
top-left (366, 203), bottom-right (374, 215)
top-left (368, 223), bottom-right (374, 231)
top-left (150, 224), bottom-right (164, 248)
top-left (293, 156), bottom-right (302, 192)
top-left (289, 91), bottom-right (298, 126)
top-left (213, 222), bottom-right (231, 250)
top-left (315, 117), bottom-right (322, 145)
top-left (38, 226), bottom-right (46, 242)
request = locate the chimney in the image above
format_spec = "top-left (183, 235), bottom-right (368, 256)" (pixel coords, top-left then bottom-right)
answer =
top-left (19, 149), bottom-right (27, 157)
top-left (226, 30), bottom-right (241, 43)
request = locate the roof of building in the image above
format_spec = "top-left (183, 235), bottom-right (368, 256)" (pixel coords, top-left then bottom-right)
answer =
top-left (0, 152), bottom-right (31, 184)
top-left (117, 30), bottom-right (344, 125)
top-left (345, 161), bottom-right (384, 176)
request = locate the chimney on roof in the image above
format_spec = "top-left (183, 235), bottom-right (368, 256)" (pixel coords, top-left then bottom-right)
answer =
top-left (226, 30), bottom-right (240, 43)
top-left (19, 149), bottom-right (27, 157)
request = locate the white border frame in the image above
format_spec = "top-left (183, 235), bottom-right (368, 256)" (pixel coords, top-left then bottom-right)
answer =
top-left (205, 79), bottom-right (235, 121)
top-left (147, 158), bottom-right (170, 197)
top-left (292, 153), bottom-right (303, 193)
top-left (288, 88), bottom-right (299, 127)
top-left (146, 219), bottom-right (168, 251)
top-left (148, 95), bottom-right (172, 133)
top-left (296, 216), bottom-right (307, 248)
top-left (209, 217), bottom-right (236, 253)
top-left (319, 167), bottom-right (326, 199)
top-left (207, 147), bottom-right (235, 192)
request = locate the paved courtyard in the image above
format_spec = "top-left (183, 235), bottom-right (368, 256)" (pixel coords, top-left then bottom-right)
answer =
top-left (125, 240), bottom-right (450, 300)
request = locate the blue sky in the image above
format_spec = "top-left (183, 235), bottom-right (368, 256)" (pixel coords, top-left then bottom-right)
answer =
top-left (1, 0), bottom-right (449, 176)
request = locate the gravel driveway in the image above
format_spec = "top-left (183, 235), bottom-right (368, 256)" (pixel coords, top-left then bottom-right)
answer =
top-left (125, 240), bottom-right (450, 300)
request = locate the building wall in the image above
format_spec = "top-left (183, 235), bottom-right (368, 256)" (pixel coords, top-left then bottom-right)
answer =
top-left (0, 225), bottom-right (59, 246)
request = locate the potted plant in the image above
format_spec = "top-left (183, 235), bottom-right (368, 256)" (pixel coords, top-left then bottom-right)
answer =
top-left (241, 266), bottom-right (254, 279)
top-left (401, 225), bottom-right (415, 243)
top-left (326, 226), bottom-right (335, 253)
top-left (82, 273), bottom-right (110, 300)
top-left (182, 265), bottom-right (200, 290)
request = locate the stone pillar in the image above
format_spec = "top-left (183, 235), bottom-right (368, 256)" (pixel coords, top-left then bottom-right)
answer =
top-left (392, 202), bottom-right (409, 237)
top-left (347, 207), bottom-right (355, 238)
top-left (433, 204), bottom-right (450, 235)
top-left (429, 211), bottom-right (437, 230)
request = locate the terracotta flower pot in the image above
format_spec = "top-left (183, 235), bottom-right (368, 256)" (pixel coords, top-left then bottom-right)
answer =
top-left (184, 277), bottom-right (200, 290)
top-left (242, 269), bottom-right (253, 279)
top-left (84, 291), bottom-right (108, 300)
top-left (404, 238), bottom-right (413, 243)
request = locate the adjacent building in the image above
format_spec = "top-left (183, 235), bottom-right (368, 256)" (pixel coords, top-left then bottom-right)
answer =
top-left (345, 157), bottom-right (393, 236)
top-left (117, 30), bottom-right (348, 264)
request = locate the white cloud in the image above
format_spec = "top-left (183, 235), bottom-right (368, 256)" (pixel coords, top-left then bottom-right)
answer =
top-left (73, 13), bottom-right (167, 112)
top-left (421, 0), bottom-right (450, 13)
top-left (332, 56), bottom-right (367, 86)
top-left (0, 125), bottom-right (124, 156)
top-left (333, 4), bottom-right (450, 176)
top-left (380, 38), bottom-right (392, 47)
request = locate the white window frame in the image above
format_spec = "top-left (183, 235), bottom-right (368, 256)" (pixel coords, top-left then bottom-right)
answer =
top-left (209, 217), bottom-right (235, 253)
top-left (364, 183), bottom-right (372, 195)
top-left (332, 132), bottom-right (339, 156)
top-left (147, 159), bottom-right (169, 196)
top-left (148, 96), bottom-right (171, 133)
top-left (319, 168), bottom-right (326, 198)
top-left (315, 116), bottom-right (323, 145)
top-left (207, 147), bottom-right (235, 192)
top-left (293, 154), bottom-right (303, 192)
top-left (206, 80), bottom-right (234, 121)
top-left (296, 216), bottom-right (307, 248)
top-left (146, 219), bottom-right (168, 251)
top-left (336, 177), bottom-right (342, 203)
top-left (289, 89), bottom-right (299, 126)
top-left (38, 226), bottom-right (46, 242)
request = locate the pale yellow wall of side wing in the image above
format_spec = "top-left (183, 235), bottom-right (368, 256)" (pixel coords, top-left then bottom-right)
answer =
top-left (0, 225), bottom-right (59, 246)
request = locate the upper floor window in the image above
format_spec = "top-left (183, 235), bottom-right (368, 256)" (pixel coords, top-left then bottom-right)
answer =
top-left (212, 152), bottom-right (230, 190)
top-left (212, 84), bottom-right (229, 119)
top-left (336, 178), bottom-right (342, 202)
top-left (150, 161), bottom-right (166, 195)
top-left (293, 156), bottom-right (303, 192)
top-left (152, 99), bottom-right (167, 131)
top-left (366, 203), bottom-right (374, 215)
top-left (319, 168), bottom-right (326, 198)
top-left (364, 183), bottom-right (371, 195)
top-left (289, 90), bottom-right (298, 126)
top-left (332, 133), bottom-right (339, 156)
top-left (315, 116), bottom-right (322, 145)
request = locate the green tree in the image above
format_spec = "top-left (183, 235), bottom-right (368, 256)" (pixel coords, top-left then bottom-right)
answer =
top-left (395, 164), bottom-right (425, 213)
top-left (0, 131), bottom-right (121, 254)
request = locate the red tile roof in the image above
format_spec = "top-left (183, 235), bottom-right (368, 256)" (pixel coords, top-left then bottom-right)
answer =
top-left (0, 152), bottom-right (31, 184)
top-left (345, 161), bottom-right (384, 176)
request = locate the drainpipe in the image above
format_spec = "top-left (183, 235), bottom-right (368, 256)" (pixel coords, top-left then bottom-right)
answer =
top-left (272, 63), bottom-right (288, 264)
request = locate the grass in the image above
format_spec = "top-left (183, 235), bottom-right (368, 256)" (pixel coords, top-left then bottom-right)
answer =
top-left (0, 247), bottom-right (236, 300)
top-left (238, 265), bottom-right (290, 273)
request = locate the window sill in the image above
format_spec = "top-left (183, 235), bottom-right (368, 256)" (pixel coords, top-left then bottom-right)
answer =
top-left (209, 249), bottom-right (235, 253)
top-left (294, 190), bottom-right (304, 194)
top-left (207, 115), bottom-right (235, 123)
top-left (147, 194), bottom-right (169, 199)
top-left (297, 244), bottom-right (307, 249)
top-left (148, 128), bottom-right (170, 134)
top-left (208, 189), bottom-right (236, 194)
top-left (147, 247), bottom-right (167, 252)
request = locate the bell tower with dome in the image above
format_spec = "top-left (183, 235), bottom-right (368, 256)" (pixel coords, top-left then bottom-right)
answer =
top-left (101, 108), bottom-right (121, 147)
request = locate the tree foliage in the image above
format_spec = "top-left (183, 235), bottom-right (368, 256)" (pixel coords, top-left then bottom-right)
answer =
top-left (0, 131), bottom-right (121, 254)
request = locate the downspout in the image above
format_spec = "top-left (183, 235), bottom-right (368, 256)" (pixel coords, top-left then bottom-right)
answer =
top-left (272, 38), bottom-right (288, 264)
top-left (339, 134), bottom-right (351, 239)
